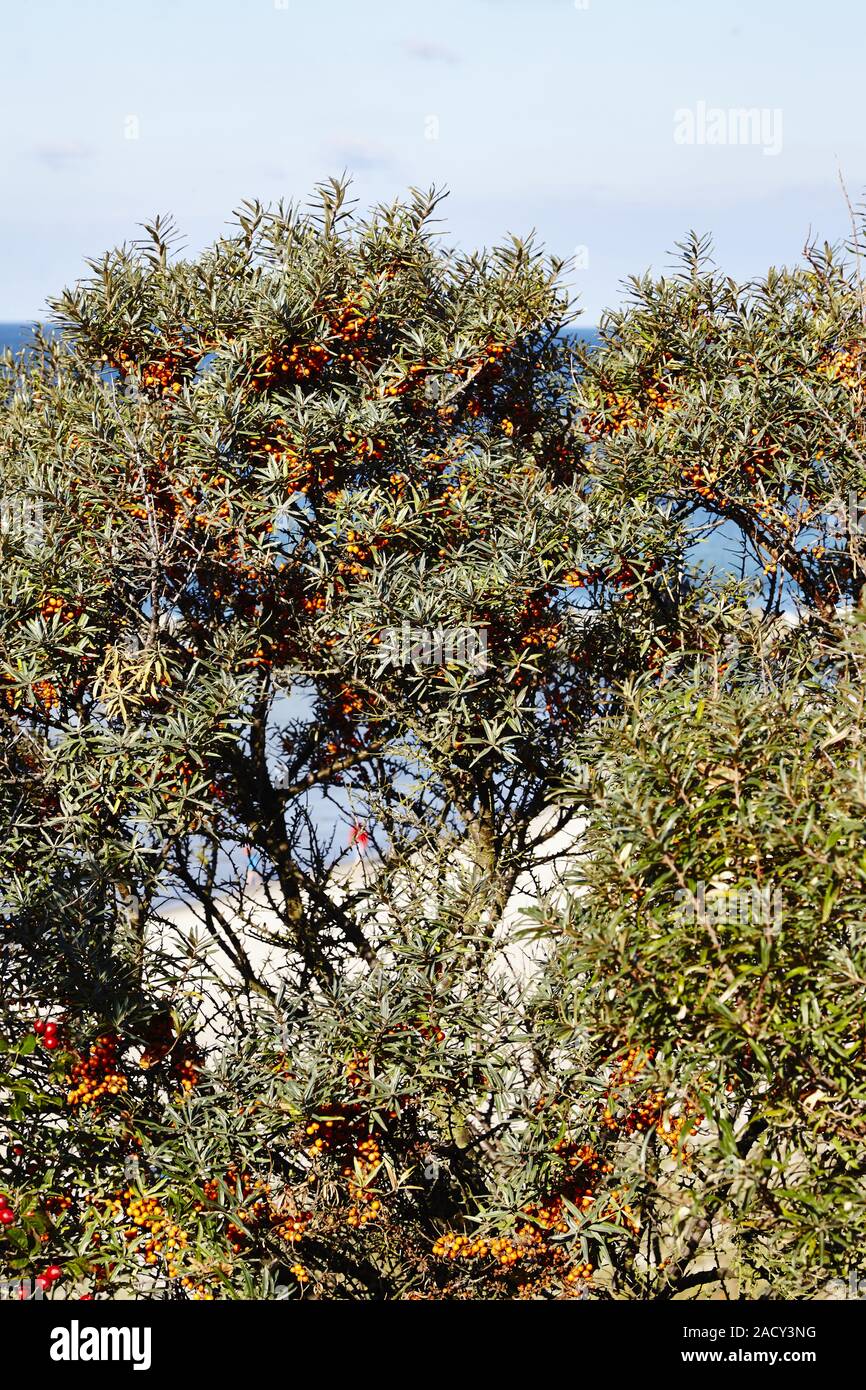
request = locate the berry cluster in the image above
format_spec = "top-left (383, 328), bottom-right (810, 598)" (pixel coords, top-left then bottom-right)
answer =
top-left (0, 1192), bottom-right (16, 1227)
top-left (67, 1033), bottom-right (128, 1107)
top-left (45, 1194), bottom-right (73, 1215)
top-left (432, 1220), bottom-right (593, 1297)
top-left (272, 1212), bottom-right (308, 1244)
top-left (180, 1275), bottom-right (216, 1300)
top-left (327, 299), bottom-right (379, 365)
top-left (304, 1105), bottom-right (356, 1157)
top-left (518, 593), bottom-right (560, 653)
top-left (33, 1017), bottom-right (62, 1050)
top-left (346, 1135), bottom-right (382, 1229)
top-left (580, 370), bottom-right (681, 443)
top-left (818, 344), bottom-right (861, 389)
top-left (35, 1264), bottom-right (63, 1292)
top-left (199, 1166), bottom-right (307, 1255)
top-left (251, 343), bottom-right (328, 391)
top-left (31, 679), bottom-right (60, 713)
top-left (523, 1140), bottom-right (614, 1232)
top-left (171, 1047), bottom-right (200, 1094)
top-left (431, 1130), bottom-right (646, 1295)
top-left (104, 1188), bottom-right (188, 1277)
top-left (601, 1045), bottom-right (701, 1157)
top-left (38, 593), bottom-right (78, 623)
top-left (301, 1060), bottom-right (408, 1238)
top-left (141, 353), bottom-right (184, 396)
top-left (433, 1229), bottom-right (538, 1268)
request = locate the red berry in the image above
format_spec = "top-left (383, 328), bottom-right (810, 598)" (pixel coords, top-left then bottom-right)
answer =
top-left (0, 1209), bottom-right (15, 1225)
top-left (45, 1265), bottom-right (62, 1281)
top-left (44, 1021), bottom-right (58, 1036)
top-left (0, 1194), bottom-right (8, 1208)
top-left (36, 1275), bottom-right (51, 1291)
top-left (44, 1037), bottom-right (59, 1050)
top-left (33, 1019), bottom-right (46, 1035)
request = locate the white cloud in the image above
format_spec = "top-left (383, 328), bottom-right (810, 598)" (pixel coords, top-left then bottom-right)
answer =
top-left (30, 141), bottom-right (92, 171)
top-left (399, 38), bottom-right (460, 64)
top-left (324, 137), bottom-right (394, 173)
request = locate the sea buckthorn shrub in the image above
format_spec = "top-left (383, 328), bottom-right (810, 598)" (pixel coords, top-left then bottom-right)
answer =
top-left (554, 619), bottom-right (866, 1298)
top-left (0, 183), bottom-right (692, 1012)
top-left (2, 192), bottom-right (866, 1298)
top-left (0, 916), bottom-right (739, 1300)
top-left (2, 640), bottom-right (865, 1298)
top-left (571, 231), bottom-right (866, 625)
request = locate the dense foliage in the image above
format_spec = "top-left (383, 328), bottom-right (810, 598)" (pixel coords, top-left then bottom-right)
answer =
top-left (1, 186), bottom-right (864, 1299)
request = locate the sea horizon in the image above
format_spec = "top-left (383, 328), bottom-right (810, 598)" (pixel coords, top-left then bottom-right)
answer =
top-left (1, 322), bottom-right (601, 355)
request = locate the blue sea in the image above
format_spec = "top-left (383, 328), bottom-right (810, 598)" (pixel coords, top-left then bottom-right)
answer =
top-left (0, 323), bottom-right (42, 354)
top-left (1, 323), bottom-right (600, 356)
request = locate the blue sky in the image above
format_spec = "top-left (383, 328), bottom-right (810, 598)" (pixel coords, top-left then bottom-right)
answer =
top-left (3, 0), bottom-right (866, 322)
